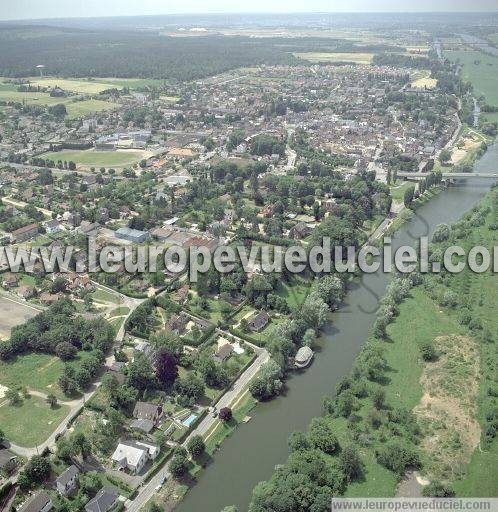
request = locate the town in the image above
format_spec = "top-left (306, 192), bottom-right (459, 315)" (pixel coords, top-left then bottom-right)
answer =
top-left (0, 10), bottom-right (498, 512)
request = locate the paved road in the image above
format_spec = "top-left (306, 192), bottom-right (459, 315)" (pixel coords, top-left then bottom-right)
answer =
top-left (126, 344), bottom-right (270, 512)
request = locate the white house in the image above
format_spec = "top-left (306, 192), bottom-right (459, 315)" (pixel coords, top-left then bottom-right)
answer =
top-left (111, 440), bottom-right (160, 474)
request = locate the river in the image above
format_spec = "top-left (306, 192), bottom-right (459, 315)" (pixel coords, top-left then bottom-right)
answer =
top-left (176, 142), bottom-right (498, 512)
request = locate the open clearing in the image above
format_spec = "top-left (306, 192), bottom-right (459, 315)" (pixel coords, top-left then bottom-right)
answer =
top-left (0, 394), bottom-right (69, 447)
top-left (40, 149), bottom-right (148, 168)
top-left (0, 352), bottom-right (65, 398)
top-left (0, 295), bottom-right (39, 338)
top-left (446, 50), bottom-right (498, 106)
top-left (0, 87), bottom-right (118, 118)
top-left (294, 52), bottom-right (374, 64)
top-left (29, 77), bottom-right (120, 94)
top-left (415, 335), bottom-right (481, 482)
top-left (65, 99), bottom-right (119, 119)
top-left (411, 77), bottom-right (438, 89)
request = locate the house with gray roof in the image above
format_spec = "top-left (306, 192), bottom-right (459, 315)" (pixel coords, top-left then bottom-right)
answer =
top-left (85, 487), bottom-right (118, 512)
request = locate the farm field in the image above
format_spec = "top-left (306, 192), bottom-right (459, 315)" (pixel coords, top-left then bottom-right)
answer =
top-left (446, 50), bottom-right (498, 105)
top-left (0, 295), bottom-right (40, 339)
top-left (0, 394), bottom-right (69, 447)
top-left (40, 149), bottom-right (147, 168)
top-left (29, 77), bottom-right (120, 94)
top-left (294, 52), bottom-right (374, 64)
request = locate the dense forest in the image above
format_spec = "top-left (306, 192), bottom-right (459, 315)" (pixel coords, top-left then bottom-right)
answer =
top-left (0, 25), bottom-right (407, 81)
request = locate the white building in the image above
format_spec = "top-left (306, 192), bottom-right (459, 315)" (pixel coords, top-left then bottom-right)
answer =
top-left (111, 440), bottom-right (160, 474)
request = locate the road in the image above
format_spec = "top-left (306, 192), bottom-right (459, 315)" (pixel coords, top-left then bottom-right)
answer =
top-left (125, 344), bottom-right (270, 512)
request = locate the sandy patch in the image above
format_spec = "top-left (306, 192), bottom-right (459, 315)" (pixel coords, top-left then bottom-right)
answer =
top-left (0, 384), bottom-right (8, 400)
top-left (414, 335), bottom-right (481, 481)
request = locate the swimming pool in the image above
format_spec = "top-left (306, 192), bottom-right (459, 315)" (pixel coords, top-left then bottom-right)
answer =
top-left (182, 414), bottom-right (197, 427)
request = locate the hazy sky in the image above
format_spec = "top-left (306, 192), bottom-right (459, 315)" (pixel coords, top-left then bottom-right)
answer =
top-left (1, 0), bottom-right (496, 21)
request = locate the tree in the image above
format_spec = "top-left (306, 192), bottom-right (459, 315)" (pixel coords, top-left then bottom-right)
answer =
top-left (288, 431), bottom-right (310, 452)
top-left (148, 503), bottom-right (165, 512)
top-left (187, 435), bottom-right (205, 459)
top-left (339, 445), bottom-right (364, 481)
top-left (5, 388), bottom-right (22, 405)
top-left (170, 454), bottom-right (188, 479)
top-left (249, 360), bottom-right (283, 401)
top-left (422, 482), bottom-right (455, 497)
top-left (403, 185), bottom-right (415, 207)
top-left (46, 393), bottom-right (58, 408)
top-left (419, 342), bottom-right (437, 362)
top-left (376, 440), bottom-right (420, 476)
top-left (432, 223), bottom-right (450, 243)
top-left (127, 352), bottom-right (155, 393)
top-left (19, 455), bottom-right (51, 488)
top-left (219, 407), bottom-right (232, 421)
top-left (308, 418), bottom-right (339, 454)
top-left (372, 387), bottom-right (386, 409)
top-left (439, 149), bottom-right (452, 165)
top-left (155, 349), bottom-right (178, 388)
top-left (56, 342), bottom-right (77, 361)
top-left (297, 293), bottom-right (330, 330)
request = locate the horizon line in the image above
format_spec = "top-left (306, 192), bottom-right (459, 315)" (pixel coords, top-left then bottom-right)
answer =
top-left (1, 10), bottom-right (498, 23)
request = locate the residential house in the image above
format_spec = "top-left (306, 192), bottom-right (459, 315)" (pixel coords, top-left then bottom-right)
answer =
top-left (214, 343), bottom-right (234, 363)
top-left (289, 221), bottom-right (312, 240)
top-left (133, 402), bottom-right (162, 424)
top-left (55, 465), bottom-right (79, 496)
top-left (17, 285), bottom-right (36, 300)
top-left (2, 273), bottom-right (18, 288)
top-left (43, 219), bottom-right (62, 234)
top-left (111, 440), bottom-right (160, 474)
top-left (18, 491), bottom-right (53, 512)
top-left (115, 227), bottom-right (149, 244)
top-left (174, 284), bottom-right (189, 304)
top-left (11, 223), bottom-right (38, 243)
top-left (248, 311), bottom-right (269, 332)
top-left (85, 487), bottom-right (118, 512)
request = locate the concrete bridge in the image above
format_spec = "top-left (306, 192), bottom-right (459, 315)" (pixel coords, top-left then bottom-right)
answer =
top-left (397, 172), bottom-right (498, 180)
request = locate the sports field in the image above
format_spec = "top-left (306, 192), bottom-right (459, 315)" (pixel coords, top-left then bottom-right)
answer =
top-left (41, 149), bottom-right (148, 168)
top-left (294, 52), bottom-right (374, 64)
top-left (0, 296), bottom-right (40, 339)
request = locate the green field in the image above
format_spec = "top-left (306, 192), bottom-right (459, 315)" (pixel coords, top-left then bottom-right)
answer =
top-left (41, 149), bottom-right (147, 168)
top-left (275, 277), bottom-right (311, 309)
top-left (65, 99), bottom-right (119, 119)
top-left (446, 50), bottom-right (498, 106)
top-left (29, 78), bottom-right (121, 94)
top-left (0, 352), bottom-right (65, 398)
top-left (0, 86), bottom-right (118, 118)
top-left (295, 52), bottom-right (374, 64)
top-left (0, 394), bottom-right (69, 447)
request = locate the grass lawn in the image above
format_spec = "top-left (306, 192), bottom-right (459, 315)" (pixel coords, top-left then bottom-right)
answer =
top-left (275, 277), bottom-right (311, 309)
top-left (65, 99), bottom-right (119, 119)
top-left (390, 181), bottom-right (414, 204)
top-left (108, 306), bottom-right (130, 317)
top-left (454, 439), bottom-right (498, 496)
top-left (0, 85), bottom-right (118, 118)
top-left (40, 149), bottom-right (145, 168)
top-left (294, 52), bottom-right (374, 64)
top-left (0, 352), bottom-right (65, 398)
top-left (446, 50), bottom-right (498, 106)
top-left (91, 288), bottom-right (121, 304)
top-left (0, 394), bottom-right (69, 447)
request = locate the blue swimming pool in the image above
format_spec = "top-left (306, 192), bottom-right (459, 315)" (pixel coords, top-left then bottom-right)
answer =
top-left (182, 414), bottom-right (197, 427)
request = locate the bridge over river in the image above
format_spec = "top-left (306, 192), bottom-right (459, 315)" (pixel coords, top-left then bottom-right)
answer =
top-left (398, 172), bottom-right (498, 180)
